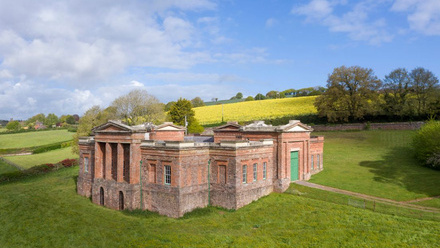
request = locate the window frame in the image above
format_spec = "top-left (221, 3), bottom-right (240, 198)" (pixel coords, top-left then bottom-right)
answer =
top-left (263, 162), bottom-right (267, 180)
top-left (253, 163), bottom-right (257, 181)
top-left (311, 154), bottom-right (314, 170)
top-left (84, 156), bottom-right (89, 173)
top-left (164, 165), bottom-right (171, 185)
top-left (317, 154), bottom-right (320, 169)
top-left (242, 165), bottom-right (247, 184)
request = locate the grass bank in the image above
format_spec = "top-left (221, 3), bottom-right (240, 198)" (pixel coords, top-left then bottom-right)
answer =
top-left (310, 130), bottom-right (440, 201)
top-left (0, 167), bottom-right (439, 247)
top-left (0, 129), bottom-right (73, 149)
top-left (5, 147), bottom-right (76, 169)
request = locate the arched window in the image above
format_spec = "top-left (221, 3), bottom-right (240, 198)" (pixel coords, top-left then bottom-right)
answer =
top-left (99, 187), bottom-right (104, 206)
top-left (119, 191), bottom-right (124, 210)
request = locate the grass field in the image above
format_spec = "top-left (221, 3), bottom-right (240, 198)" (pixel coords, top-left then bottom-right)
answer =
top-left (194, 96), bottom-right (317, 125)
top-left (415, 198), bottom-right (440, 209)
top-left (0, 160), bottom-right (19, 174)
top-left (5, 147), bottom-right (76, 169)
top-left (0, 167), bottom-right (439, 247)
top-left (0, 130), bottom-right (73, 149)
top-left (310, 130), bottom-right (440, 201)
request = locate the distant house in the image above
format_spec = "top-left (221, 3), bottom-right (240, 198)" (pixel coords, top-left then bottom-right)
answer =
top-left (77, 120), bottom-right (324, 218)
top-left (34, 121), bottom-right (46, 130)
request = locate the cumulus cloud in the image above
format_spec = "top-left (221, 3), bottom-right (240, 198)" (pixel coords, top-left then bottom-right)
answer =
top-left (391, 0), bottom-right (440, 35)
top-left (292, 0), bottom-right (393, 45)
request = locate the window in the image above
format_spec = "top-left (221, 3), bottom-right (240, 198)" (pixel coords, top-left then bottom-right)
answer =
top-left (164, 165), bottom-right (171, 185)
top-left (317, 154), bottom-right (320, 169)
top-left (253, 163), bottom-right (257, 181)
top-left (242, 165), bottom-right (247, 184)
top-left (263, 162), bottom-right (267, 180)
top-left (311, 155), bottom-right (314, 170)
top-left (84, 156), bottom-right (89, 173)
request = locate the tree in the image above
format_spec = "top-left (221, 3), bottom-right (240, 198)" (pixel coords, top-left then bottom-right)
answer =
top-left (26, 113), bottom-right (45, 125)
top-left (168, 98), bottom-right (204, 134)
top-left (314, 66), bottom-right (382, 122)
top-left (382, 68), bottom-right (410, 117)
top-left (45, 113), bottom-right (59, 127)
top-left (409, 67), bottom-right (439, 116)
top-left (255, 93), bottom-right (266, 100)
top-left (266, 90), bottom-right (280, 99)
top-left (111, 89), bottom-right (165, 125)
top-left (412, 120), bottom-right (440, 170)
top-left (6, 120), bottom-right (20, 131)
top-left (235, 92), bottom-right (243, 99)
top-left (164, 101), bottom-right (176, 111)
top-left (66, 115), bottom-right (76, 124)
top-left (191, 97), bottom-right (205, 107)
top-left (245, 96), bottom-right (254, 101)
top-left (72, 106), bottom-right (117, 154)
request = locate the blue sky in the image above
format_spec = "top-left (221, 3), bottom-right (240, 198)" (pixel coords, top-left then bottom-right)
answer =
top-left (0, 0), bottom-right (439, 120)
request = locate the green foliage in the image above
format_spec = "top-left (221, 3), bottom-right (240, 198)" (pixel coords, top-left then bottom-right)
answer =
top-left (25, 113), bottom-right (45, 125)
top-left (111, 89), bottom-right (165, 125)
top-left (44, 113), bottom-right (59, 127)
top-left (314, 65), bottom-right (382, 122)
top-left (235, 92), bottom-right (243, 99)
top-left (191, 97), bottom-right (205, 108)
top-left (168, 98), bottom-right (194, 126)
top-left (412, 120), bottom-right (440, 169)
top-left (168, 98), bottom-right (204, 134)
top-left (244, 96), bottom-right (254, 101)
top-left (164, 101), bottom-right (176, 111)
top-left (382, 68), bottom-right (410, 117)
top-left (33, 141), bottom-right (72, 154)
top-left (5, 120), bottom-right (20, 131)
top-left (409, 67), bottom-right (440, 116)
top-left (73, 106), bottom-right (117, 154)
top-left (255, 93), bottom-right (265, 100)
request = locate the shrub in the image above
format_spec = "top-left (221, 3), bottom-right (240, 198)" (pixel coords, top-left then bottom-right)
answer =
top-left (412, 120), bottom-right (440, 169)
top-left (59, 159), bottom-right (78, 167)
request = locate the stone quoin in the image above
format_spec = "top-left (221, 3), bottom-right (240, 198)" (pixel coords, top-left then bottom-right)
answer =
top-left (77, 120), bottom-right (324, 218)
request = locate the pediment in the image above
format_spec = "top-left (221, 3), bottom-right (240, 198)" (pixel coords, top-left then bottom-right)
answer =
top-left (155, 122), bottom-right (185, 131)
top-left (279, 121), bottom-right (313, 132)
top-left (213, 123), bottom-right (241, 132)
top-left (93, 120), bottom-right (133, 133)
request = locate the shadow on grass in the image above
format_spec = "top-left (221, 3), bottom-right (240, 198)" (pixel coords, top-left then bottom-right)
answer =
top-left (359, 146), bottom-right (440, 197)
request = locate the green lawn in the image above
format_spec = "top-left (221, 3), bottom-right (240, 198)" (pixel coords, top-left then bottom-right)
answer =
top-left (0, 160), bottom-right (19, 174)
top-left (0, 167), bottom-right (439, 247)
top-left (0, 130), bottom-right (73, 149)
top-left (5, 148), bottom-right (76, 169)
top-left (415, 198), bottom-right (440, 209)
top-left (310, 130), bottom-right (440, 201)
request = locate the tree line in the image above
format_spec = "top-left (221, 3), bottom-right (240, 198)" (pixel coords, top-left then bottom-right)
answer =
top-left (315, 66), bottom-right (439, 123)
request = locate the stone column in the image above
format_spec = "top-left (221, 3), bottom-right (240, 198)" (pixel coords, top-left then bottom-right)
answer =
top-left (94, 142), bottom-right (102, 178)
top-left (117, 143), bottom-right (124, 182)
top-left (105, 143), bottom-right (112, 180)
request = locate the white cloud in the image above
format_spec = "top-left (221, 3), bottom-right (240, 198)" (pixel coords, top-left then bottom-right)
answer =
top-left (265, 18), bottom-right (278, 28)
top-left (292, 0), bottom-right (393, 45)
top-left (391, 0), bottom-right (440, 35)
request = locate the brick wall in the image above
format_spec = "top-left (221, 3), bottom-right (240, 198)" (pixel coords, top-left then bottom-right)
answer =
top-left (312, 122), bottom-right (424, 131)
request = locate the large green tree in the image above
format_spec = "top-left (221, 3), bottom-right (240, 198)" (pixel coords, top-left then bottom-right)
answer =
top-left (314, 66), bottom-right (382, 122)
top-left (6, 120), bottom-right (20, 131)
top-left (45, 113), bottom-right (59, 127)
top-left (168, 98), bottom-right (204, 134)
top-left (111, 89), bottom-right (165, 125)
top-left (409, 67), bottom-right (439, 116)
top-left (191, 97), bottom-right (205, 107)
top-left (382, 68), bottom-right (410, 117)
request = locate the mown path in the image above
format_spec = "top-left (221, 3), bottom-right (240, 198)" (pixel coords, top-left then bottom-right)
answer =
top-left (295, 181), bottom-right (440, 213)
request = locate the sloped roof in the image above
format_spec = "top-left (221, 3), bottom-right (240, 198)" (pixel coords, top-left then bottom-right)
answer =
top-left (213, 122), bottom-right (241, 132)
top-left (276, 120), bottom-right (313, 132)
top-left (155, 122), bottom-right (185, 131)
top-left (92, 120), bottom-right (145, 133)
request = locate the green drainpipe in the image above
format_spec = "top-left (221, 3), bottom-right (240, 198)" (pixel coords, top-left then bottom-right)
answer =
top-left (140, 160), bottom-right (143, 210)
top-left (208, 159), bottom-right (211, 206)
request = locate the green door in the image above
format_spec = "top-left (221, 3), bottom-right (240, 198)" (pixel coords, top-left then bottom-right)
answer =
top-left (290, 151), bottom-right (299, 181)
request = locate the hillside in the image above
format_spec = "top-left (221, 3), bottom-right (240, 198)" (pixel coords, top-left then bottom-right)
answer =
top-left (0, 167), bottom-right (439, 247)
top-left (194, 96), bottom-right (317, 125)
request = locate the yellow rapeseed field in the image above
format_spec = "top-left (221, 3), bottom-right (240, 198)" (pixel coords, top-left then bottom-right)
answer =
top-left (194, 96), bottom-right (318, 125)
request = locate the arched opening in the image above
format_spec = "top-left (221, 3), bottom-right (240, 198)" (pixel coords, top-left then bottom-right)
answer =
top-left (100, 187), bottom-right (104, 206)
top-left (119, 191), bottom-right (124, 210)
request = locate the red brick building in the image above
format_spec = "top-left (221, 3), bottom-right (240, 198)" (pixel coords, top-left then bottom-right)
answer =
top-left (77, 120), bottom-right (324, 218)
